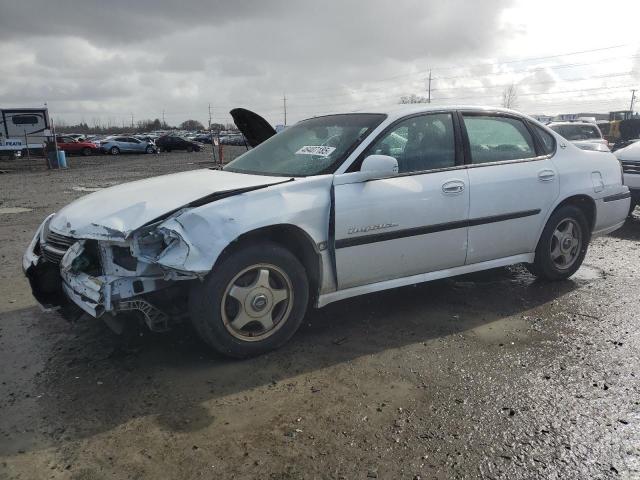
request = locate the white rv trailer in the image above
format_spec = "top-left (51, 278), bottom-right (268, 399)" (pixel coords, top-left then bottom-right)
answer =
top-left (0, 108), bottom-right (51, 158)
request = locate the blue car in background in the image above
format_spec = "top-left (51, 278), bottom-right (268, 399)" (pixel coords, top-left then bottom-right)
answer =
top-left (99, 136), bottom-right (157, 155)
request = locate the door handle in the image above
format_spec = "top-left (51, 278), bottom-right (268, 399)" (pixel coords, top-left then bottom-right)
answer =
top-left (538, 169), bottom-right (556, 182)
top-left (442, 180), bottom-right (465, 195)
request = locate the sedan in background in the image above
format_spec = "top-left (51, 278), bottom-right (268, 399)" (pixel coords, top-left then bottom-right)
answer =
top-left (56, 136), bottom-right (100, 156)
top-left (613, 140), bottom-right (640, 215)
top-left (156, 135), bottom-right (202, 152)
top-left (547, 121), bottom-right (610, 152)
top-left (194, 134), bottom-right (213, 144)
top-left (99, 136), bottom-right (157, 155)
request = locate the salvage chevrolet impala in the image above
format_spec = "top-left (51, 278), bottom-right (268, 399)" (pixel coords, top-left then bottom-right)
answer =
top-left (23, 106), bottom-right (631, 357)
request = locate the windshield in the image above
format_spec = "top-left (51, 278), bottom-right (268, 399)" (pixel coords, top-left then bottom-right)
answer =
top-left (550, 124), bottom-right (601, 141)
top-left (224, 113), bottom-right (386, 176)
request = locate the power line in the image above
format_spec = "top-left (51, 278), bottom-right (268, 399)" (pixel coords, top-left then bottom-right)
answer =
top-left (283, 44), bottom-right (630, 97)
top-left (276, 54), bottom-right (640, 103)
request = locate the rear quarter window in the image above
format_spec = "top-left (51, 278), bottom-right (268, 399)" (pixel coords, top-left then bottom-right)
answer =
top-left (532, 124), bottom-right (556, 155)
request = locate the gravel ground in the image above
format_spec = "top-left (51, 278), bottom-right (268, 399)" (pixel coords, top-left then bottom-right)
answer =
top-left (0, 151), bottom-right (639, 479)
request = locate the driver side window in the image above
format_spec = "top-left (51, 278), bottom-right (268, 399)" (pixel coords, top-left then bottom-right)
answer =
top-left (367, 113), bottom-right (456, 174)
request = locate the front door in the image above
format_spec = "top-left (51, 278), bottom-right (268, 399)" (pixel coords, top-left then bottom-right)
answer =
top-left (333, 112), bottom-right (470, 289)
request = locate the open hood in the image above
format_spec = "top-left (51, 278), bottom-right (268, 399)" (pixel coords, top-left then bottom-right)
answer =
top-left (49, 169), bottom-right (286, 239)
top-left (230, 108), bottom-right (277, 147)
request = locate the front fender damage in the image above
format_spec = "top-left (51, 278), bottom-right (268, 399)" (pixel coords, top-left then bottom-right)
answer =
top-left (150, 209), bottom-right (240, 276)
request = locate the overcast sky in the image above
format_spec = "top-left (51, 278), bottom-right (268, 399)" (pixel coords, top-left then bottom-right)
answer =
top-left (1, 0), bottom-right (639, 128)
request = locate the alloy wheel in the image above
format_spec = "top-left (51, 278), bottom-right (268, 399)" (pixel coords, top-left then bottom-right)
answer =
top-left (221, 263), bottom-right (293, 342)
top-left (550, 218), bottom-right (582, 270)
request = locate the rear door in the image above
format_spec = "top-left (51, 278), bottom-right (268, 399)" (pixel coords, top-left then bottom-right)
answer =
top-left (333, 111), bottom-right (470, 289)
top-left (460, 112), bottom-right (560, 264)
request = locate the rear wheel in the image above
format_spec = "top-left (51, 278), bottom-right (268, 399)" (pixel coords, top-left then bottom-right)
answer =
top-left (186, 146), bottom-right (194, 153)
top-left (527, 205), bottom-right (590, 280)
top-left (110, 146), bottom-right (120, 155)
top-left (189, 242), bottom-right (309, 358)
top-left (145, 145), bottom-right (154, 154)
top-left (629, 199), bottom-right (637, 217)
top-left (82, 147), bottom-right (92, 156)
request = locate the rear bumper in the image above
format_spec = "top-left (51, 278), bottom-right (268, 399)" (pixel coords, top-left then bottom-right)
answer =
top-left (624, 173), bottom-right (640, 193)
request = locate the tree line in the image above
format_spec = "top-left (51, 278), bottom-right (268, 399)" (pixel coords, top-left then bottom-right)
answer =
top-left (55, 118), bottom-right (238, 134)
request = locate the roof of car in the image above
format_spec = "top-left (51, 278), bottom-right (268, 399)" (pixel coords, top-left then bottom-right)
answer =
top-left (546, 121), bottom-right (598, 126)
top-left (310, 104), bottom-right (529, 123)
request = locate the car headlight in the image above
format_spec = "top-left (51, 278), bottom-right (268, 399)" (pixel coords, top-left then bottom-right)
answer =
top-left (39, 213), bottom-right (55, 245)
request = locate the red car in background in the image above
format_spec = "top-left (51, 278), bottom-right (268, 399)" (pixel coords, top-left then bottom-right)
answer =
top-left (56, 136), bottom-right (99, 156)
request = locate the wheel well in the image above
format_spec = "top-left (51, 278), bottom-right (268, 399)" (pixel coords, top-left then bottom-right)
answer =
top-left (216, 224), bottom-right (322, 304)
top-left (552, 195), bottom-right (596, 232)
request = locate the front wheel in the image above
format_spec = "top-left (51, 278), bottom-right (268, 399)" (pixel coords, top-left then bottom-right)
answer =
top-left (110, 146), bottom-right (120, 155)
top-left (145, 145), bottom-right (154, 154)
top-left (526, 205), bottom-right (590, 281)
top-left (82, 147), bottom-right (92, 156)
top-left (189, 242), bottom-right (309, 358)
top-left (629, 199), bottom-right (637, 217)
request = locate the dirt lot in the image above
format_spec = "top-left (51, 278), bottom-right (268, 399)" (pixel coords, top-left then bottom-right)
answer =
top-left (1, 150), bottom-right (639, 479)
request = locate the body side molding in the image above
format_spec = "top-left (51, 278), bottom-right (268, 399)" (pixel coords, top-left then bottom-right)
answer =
top-left (335, 209), bottom-right (541, 249)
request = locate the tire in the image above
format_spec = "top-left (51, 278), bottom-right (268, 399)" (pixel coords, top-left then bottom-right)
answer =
top-left (189, 242), bottom-right (309, 358)
top-left (186, 146), bottom-right (193, 153)
top-left (110, 146), bottom-right (120, 155)
top-left (145, 145), bottom-right (154, 154)
top-left (165, 147), bottom-right (171, 153)
top-left (526, 205), bottom-right (590, 281)
top-left (82, 147), bottom-right (92, 156)
top-left (629, 200), bottom-right (637, 217)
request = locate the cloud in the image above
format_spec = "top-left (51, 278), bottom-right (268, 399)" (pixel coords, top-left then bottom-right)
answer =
top-left (0, 0), bottom-right (526, 125)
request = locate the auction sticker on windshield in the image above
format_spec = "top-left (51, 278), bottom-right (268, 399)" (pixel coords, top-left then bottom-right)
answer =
top-left (295, 146), bottom-right (336, 157)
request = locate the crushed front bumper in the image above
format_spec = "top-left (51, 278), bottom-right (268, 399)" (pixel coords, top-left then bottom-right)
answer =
top-left (23, 219), bottom-right (179, 330)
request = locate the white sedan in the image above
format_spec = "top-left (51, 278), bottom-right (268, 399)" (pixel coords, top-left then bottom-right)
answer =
top-left (613, 140), bottom-right (640, 214)
top-left (23, 105), bottom-right (630, 357)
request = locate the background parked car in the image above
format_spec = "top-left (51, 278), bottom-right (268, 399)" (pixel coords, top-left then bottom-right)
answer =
top-left (99, 136), bottom-right (157, 155)
top-left (219, 133), bottom-right (248, 146)
top-left (156, 135), bottom-right (202, 152)
top-left (547, 121), bottom-right (610, 152)
top-left (613, 141), bottom-right (640, 215)
top-left (55, 136), bottom-right (99, 156)
top-left (194, 134), bottom-right (213, 144)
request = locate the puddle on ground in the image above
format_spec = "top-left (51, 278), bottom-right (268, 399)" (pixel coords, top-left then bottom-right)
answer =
top-left (0, 207), bottom-right (32, 214)
top-left (572, 264), bottom-right (604, 281)
top-left (72, 186), bottom-right (104, 192)
top-left (71, 182), bottom-right (119, 193)
top-left (468, 315), bottom-right (536, 344)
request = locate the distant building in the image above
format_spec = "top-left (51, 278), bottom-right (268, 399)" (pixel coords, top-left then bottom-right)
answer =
top-left (531, 114), bottom-right (553, 124)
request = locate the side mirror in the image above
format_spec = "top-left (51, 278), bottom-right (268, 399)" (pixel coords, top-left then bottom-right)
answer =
top-left (360, 154), bottom-right (398, 179)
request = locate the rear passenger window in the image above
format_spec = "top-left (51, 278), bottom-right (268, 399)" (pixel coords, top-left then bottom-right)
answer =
top-left (463, 115), bottom-right (536, 164)
top-left (368, 113), bottom-right (456, 173)
top-left (532, 124), bottom-right (555, 155)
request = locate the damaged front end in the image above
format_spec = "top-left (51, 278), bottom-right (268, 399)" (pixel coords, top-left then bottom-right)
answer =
top-left (23, 214), bottom-right (198, 332)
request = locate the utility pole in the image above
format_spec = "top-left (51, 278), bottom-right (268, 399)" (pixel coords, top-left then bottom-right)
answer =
top-left (130, 113), bottom-right (134, 129)
top-left (208, 103), bottom-right (212, 130)
top-left (630, 89), bottom-right (637, 112)
top-left (162, 109), bottom-right (165, 127)
top-left (283, 94), bottom-right (287, 126)
top-left (427, 69), bottom-right (432, 104)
